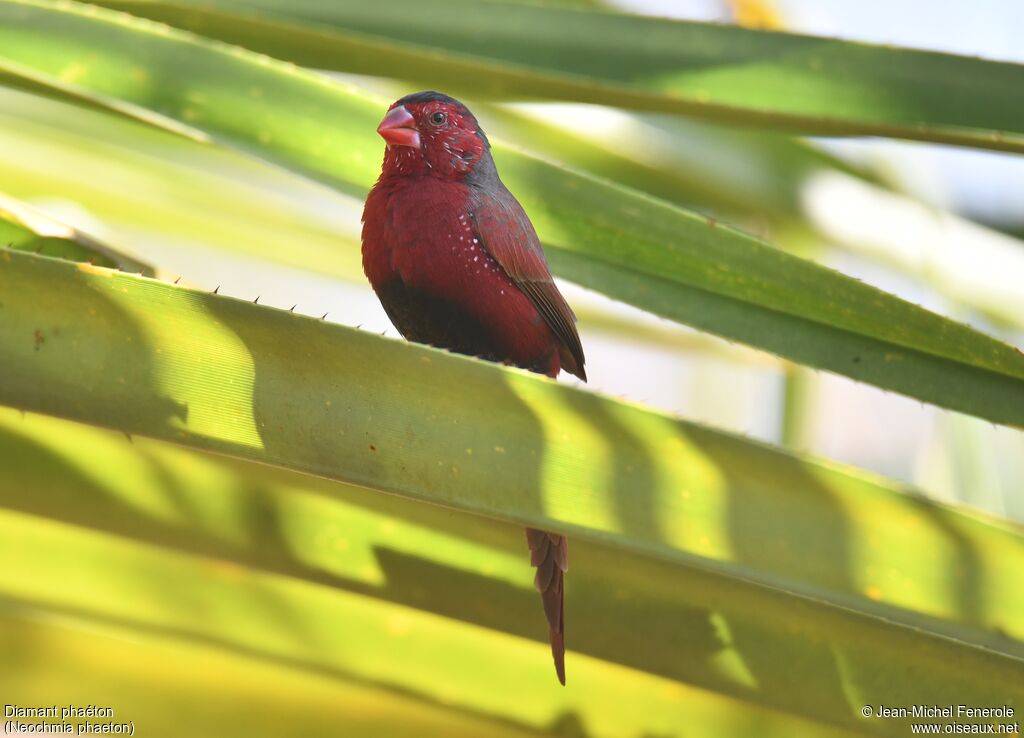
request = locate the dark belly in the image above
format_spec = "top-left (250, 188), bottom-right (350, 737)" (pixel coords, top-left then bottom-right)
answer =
top-left (376, 279), bottom-right (504, 362)
top-left (375, 278), bottom-right (553, 374)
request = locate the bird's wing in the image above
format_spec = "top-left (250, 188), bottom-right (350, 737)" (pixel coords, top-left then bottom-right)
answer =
top-left (469, 189), bottom-right (586, 380)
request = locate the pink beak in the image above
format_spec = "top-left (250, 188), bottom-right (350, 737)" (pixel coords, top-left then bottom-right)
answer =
top-left (377, 105), bottom-right (420, 148)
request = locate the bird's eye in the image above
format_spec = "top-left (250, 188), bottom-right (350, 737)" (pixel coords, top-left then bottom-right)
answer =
top-left (429, 111), bottom-right (447, 126)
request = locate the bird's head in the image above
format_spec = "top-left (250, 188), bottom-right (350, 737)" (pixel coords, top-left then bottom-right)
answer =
top-left (377, 91), bottom-right (490, 180)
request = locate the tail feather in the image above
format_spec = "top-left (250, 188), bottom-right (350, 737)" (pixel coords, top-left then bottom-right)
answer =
top-left (526, 527), bottom-right (568, 685)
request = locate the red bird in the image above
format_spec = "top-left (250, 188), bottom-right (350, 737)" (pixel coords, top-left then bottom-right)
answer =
top-left (362, 91), bottom-right (586, 685)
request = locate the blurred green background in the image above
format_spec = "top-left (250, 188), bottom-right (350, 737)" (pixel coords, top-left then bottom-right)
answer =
top-left (1, 0), bottom-right (1023, 736)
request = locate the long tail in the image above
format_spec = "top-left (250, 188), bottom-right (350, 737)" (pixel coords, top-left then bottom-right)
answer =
top-left (526, 527), bottom-right (568, 685)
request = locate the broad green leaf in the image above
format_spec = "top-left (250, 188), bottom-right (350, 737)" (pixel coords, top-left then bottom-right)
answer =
top-left (10, 24), bottom-right (1018, 341)
top-left (0, 411), bottom-right (872, 737)
top-left (6, 78), bottom-right (1017, 371)
top-left (45, 5), bottom-right (1024, 336)
top-left (4, 0), bottom-right (874, 230)
top-left (94, 0), bottom-right (1024, 153)
top-left (1, 250), bottom-right (1023, 723)
top-left (0, 607), bottom-right (547, 738)
top-left (800, 170), bottom-right (1024, 332)
top-left (77, 4), bottom-right (1023, 334)
top-left (0, 190), bottom-right (152, 273)
top-left (0, 85), bottom-right (365, 282)
top-left (478, 102), bottom-right (852, 224)
top-left (1, 0), bottom-right (1022, 425)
